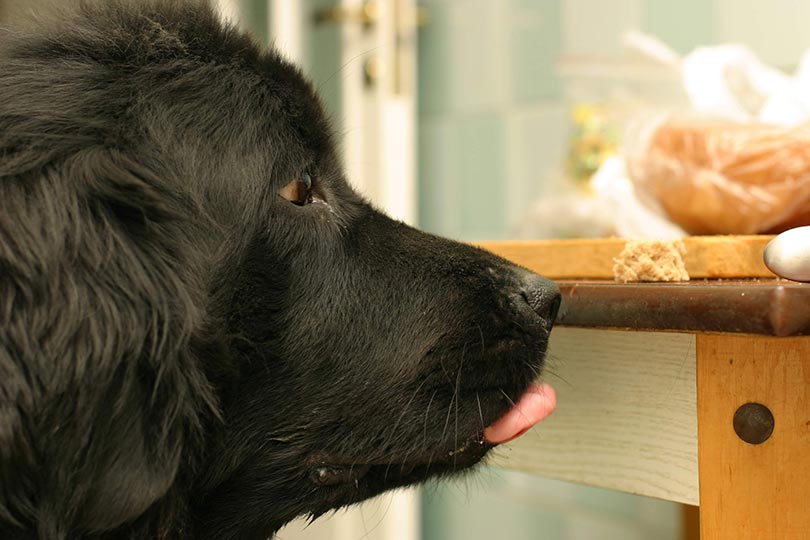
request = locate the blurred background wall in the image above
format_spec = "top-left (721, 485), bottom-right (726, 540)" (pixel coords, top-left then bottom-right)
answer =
top-left (416, 0), bottom-right (810, 242)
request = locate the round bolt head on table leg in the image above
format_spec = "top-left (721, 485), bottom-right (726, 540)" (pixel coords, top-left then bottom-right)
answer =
top-left (733, 402), bottom-right (774, 445)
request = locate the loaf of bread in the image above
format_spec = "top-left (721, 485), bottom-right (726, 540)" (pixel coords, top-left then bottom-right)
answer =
top-left (613, 240), bottom-right (690, 283)
top-left (627, 120), bottom-right (810, 234)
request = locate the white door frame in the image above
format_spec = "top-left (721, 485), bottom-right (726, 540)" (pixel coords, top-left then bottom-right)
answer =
top-left (272, 0), bottom-right (416, 225)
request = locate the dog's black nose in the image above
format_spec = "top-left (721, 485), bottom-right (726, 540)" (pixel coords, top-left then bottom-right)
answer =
top-left (517, 272), bottom-right (561, 322)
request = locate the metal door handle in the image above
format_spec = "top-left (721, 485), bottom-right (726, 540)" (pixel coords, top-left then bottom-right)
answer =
top-left (313, 1), bottom-right (380, 28)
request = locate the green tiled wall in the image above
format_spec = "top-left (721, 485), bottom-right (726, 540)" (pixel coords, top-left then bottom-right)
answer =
top-left (509, 0), bottom-right (563, 103)
top-left (646, 0), bottom-right (716, 54)
top-left (456, 113), bottom-right (507, 239)
top-left (417, 0), bottom-right (568, 242)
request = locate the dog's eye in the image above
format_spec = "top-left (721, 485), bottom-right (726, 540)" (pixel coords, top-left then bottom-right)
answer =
top-left (278, 172), bottom-right (313, 206)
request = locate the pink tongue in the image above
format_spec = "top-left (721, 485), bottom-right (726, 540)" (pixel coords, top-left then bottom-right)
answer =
top-left (483, 382), bottom-right (556, 444)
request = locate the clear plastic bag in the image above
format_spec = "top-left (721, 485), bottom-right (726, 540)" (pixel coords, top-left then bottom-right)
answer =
top-left (625, 118), bottom-right (810, 234)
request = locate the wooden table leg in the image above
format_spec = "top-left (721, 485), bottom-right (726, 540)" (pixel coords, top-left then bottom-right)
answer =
top-left (696, 334), bottom-right (810, 539)
top-left (681, 504), bottom-right (700, 540)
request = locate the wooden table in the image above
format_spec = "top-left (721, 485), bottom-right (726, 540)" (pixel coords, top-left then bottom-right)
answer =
top-left (479, 237), bottom-right (810, 540)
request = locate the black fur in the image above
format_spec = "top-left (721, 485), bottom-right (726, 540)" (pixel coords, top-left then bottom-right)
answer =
top-left (0, 2), bottom-right (560, 538)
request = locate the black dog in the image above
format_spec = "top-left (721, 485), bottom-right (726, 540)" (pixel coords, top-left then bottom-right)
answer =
top-left (0, 1), bottom-right (560, 538)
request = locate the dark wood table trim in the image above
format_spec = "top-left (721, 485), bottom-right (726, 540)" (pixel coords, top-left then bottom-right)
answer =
top-left (556, 279), bottom-right (810, 336)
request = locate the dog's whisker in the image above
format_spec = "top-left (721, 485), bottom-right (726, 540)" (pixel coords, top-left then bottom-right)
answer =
top-left (541, 367), bottom-right (572, 387)
top-left (316, 46), bottom-right (380, 94)
top-left (453, 343), bottom-right (466, 472)
top-left (386, 377), bottom-right (428, 447)
top-left (438, 357), bottom-right (453, 385)
top-left (475, 392), bottom-right (484, 432)
top-left (424, 453), bottom-right (435, 478)
top-left (511, 319), bottom-right (526, 333)
top-left (499, 389), bottom-right (517, 408)
top-left (440, 391), bottom-right (456, 445)
top-left (379, 378), bottom-right (429, 482)
top-left (359, 497), bottom-right (370, 540)
top-left (423, 389), bottom-right (437, 446)
top-left (356, 490), bottom-right (396, 540)
top-left (383, 460), bottom-right (392, 483)
top-left (521, 359), bottom-right (542, 379)
top-left (399, 446), bottom-right (416, 476)
top-left (499, 388), bottom-right (543, 429)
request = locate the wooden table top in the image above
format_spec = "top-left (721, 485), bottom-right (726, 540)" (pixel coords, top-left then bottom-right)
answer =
top-left (479, 236), bottom-right (810, 336)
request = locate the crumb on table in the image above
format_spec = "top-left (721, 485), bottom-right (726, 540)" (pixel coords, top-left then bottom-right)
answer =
top-left (613, 240), bottom-right (690, 283)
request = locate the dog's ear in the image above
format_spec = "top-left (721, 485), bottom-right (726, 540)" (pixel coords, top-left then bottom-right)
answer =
top-left (0, 146), bottom-right (217, 533)
top-left (71, 147), bottom-right (183, 227)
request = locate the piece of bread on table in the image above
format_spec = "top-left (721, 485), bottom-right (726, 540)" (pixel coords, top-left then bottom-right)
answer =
top-left (613, 239), bottom-right (690, 283)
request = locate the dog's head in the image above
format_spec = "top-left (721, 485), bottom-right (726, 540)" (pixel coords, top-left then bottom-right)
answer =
top-left (0, 2), bottom-right (559, 538)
